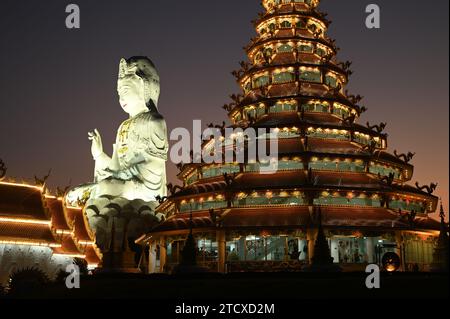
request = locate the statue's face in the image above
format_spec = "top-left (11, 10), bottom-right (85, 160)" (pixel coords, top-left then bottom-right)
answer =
top-left (117, 72), bottom-right (146, 115)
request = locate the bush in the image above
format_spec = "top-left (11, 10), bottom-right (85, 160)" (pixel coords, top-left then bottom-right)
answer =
top-left (8, 267), bottom-right (49, 297)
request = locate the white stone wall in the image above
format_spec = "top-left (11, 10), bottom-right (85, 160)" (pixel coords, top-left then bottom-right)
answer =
top-left (0, 244), bottom-right (74, 287)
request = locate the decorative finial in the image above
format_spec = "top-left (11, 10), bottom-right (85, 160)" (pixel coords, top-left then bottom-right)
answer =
top-left (118, 58), bottom-right (139, 79)
top-left (0, 159), bottom-right (6, 181)
top-left (439, 199), bottom-right (446, 223)
top-left (34, 169), bottom-right (52, 191)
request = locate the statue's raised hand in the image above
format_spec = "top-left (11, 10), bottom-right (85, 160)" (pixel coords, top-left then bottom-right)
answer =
top-left (88, 129), bottom-right (103, 159)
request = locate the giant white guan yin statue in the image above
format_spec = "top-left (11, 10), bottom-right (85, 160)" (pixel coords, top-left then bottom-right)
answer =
top-left (65, 57), bottom-right (168, 251)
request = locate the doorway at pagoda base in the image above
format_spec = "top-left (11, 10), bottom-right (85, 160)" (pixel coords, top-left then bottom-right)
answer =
top-left (164, 235), bottom-right (221, 272)
top-left (327, 231), bottom-right (399, 270)
top-left (402, 232), bottom-right (437, 272)
top-left (226, 234), bottom-right (308, 262)
top-left (223, 232), bottom-right (309, 272)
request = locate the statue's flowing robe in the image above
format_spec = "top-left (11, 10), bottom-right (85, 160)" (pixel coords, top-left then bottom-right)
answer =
top-left (93, 111), bottom-right (168, 201)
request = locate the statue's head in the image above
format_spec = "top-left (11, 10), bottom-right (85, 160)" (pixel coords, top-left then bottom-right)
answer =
top-left (117, 56), bottom-right (160, 115)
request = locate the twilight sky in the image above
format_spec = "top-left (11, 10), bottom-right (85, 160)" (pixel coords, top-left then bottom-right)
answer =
top-left (0, 0), bottom-right (448, 218)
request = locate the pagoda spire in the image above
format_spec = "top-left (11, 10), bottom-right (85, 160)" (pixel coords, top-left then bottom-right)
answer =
top-left (180, 211), bottom-right (197, 266)
top-left (305, 207), bottom-right (341, 272)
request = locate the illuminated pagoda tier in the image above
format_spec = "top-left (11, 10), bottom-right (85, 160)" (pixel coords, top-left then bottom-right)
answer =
top-left (138, 0), bottom-right (442, 273)
top-left (0, 167), bottom-right (102, 285)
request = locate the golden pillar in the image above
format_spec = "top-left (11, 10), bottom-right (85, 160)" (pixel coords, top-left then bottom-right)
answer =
top-left (159, 236), bottom-right (167, 273)
top-left (307, 228), bottom-right (317, 264)
top-left (217, 230), bottom-right (226, 273)
top-left (284, 236), bottom-right (289, 261)
top-left (395, 231), bottom-right (405, 271)
top-left (148, 241), bottom-right (157, 274)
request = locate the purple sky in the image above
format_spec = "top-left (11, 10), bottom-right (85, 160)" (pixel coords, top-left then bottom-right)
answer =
top-left (0, 0), bottom-right (448, 219)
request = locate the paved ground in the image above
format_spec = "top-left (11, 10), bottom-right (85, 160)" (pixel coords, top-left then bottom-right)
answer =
top-left (2, 272), bottom-right (448, 300)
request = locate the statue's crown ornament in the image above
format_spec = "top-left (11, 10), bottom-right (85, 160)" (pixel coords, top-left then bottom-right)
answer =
top-left (118, 58), bottom-right (138, 79)
top-left (118, 57), bottom-right (161, 108)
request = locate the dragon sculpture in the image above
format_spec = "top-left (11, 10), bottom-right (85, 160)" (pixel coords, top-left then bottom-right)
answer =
top-left (407, 210), bottom-right (417, 227)
top-left (338, 61), bottom-right (352, 71)
top-left (155, 195), bottom-right (168, 204)
top-left (415, 182), bottom-right (437, 195)
top-left (223, 172), bottom-right (237, 187)
top-left (338, 61), bottom-right (353, 76)
top-left (230, 94), bottom-right (243, 105)
top-left (167, 183), bottom-right (183, 196)
top-left (366, 122), bottom-right (387, 134)
top-left (345, 90), bottom-right (364, 104)
top-left (209, 208), bottom-right (219, 224)
top-left (320, 52), bottom-right (333, 64)
top-left (259, 84), bottom-right (270, 98)
top-left (342, 113), bottom-right (357, 125)
top-left (328, 83), bottom-right (342, 97)
top-left (207, 121), bottom-right (227, 137)
top-left (222, 103), bottom-right (234, 112)
top-left (354, 105), bottom-right (368, 116)
top-left (378, 173), bottom-right (395, 186)
top-left (222, 94), bottom-right (244, 113)
top-left (394, 150), bottom-right (416, 163)
top-left (362, 140), bottom-right (379, 155)
top-left (231, 61), bottom-right (251, 80)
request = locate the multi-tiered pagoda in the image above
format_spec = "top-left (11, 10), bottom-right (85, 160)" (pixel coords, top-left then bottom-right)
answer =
top-left (138, 0), bottom-right (442, 273)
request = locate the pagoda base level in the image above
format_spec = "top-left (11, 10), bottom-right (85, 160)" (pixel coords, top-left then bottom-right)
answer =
top-left (98, 251), bottom-right (139, 273)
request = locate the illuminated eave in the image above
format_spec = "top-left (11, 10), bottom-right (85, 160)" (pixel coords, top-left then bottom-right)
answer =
top-left (77, 240), bottom-right (96, 246)
top-left (0, 181), bottom-right (43, 191)
top-left (65, 205), bottom-right (82, 210)
top-left (255, 14), bottom-right (327, 34)
top-left (0, 217), bottom-right (51, 226)
top-left (0, 239), bottom-right (61, 248)
top-left (55, 229), bottom-right (73, 235)
top-left (53, 253), bottom-right (86, 259)
top-left (262, 0), bottom-right (319, 16)
top-left (237, 63), bottom-right (348, 88)
top-left (247, 33), bottom-right (337, 58)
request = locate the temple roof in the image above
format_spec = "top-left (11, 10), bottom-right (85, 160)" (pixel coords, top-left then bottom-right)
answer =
top-left (84, 245), bottom-right (102, 265)
top-left (0, 182), bottom-right (48, 220)
top-left (322, 207), bottom-right (406, 228)
top-left (0, 181), bottom-right (101, 264)
top-left (46, 197), bottom-right (71, 232)
top-left (72, 211), bottom-right (94, 242)
top-left (313, 171), bottom-right (381, 188)
top-left (0, 221), bottom-right (58, 246)
top-left (254, 112), bottom-right (385, 137)
top-left (152, 211), bottom-right (213, 233)
top-left (307, 138), bottom-right (363, 155)
top-left (52, 236), bottom-right (83, 256)
top-left (173, 168), bottom-right (434, 203)
top-left (220, 207), bottom-right (310, 228)
top-left (64, 205), bottom-right (95, 242)
top-left (150, 206), bottom-right (441, 234)
top-left (413, 216), bottom-right (442, 231)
